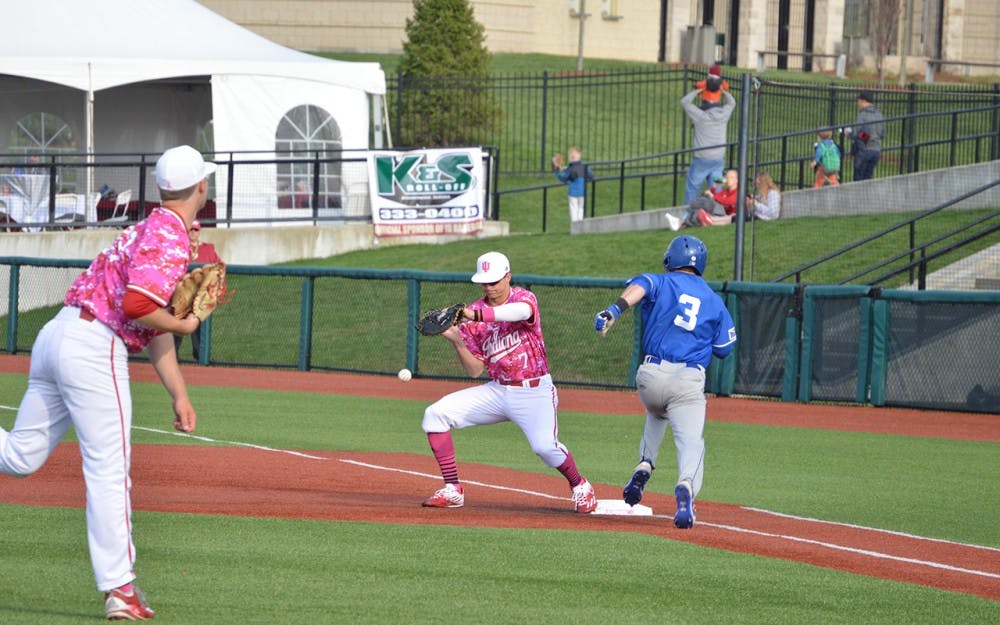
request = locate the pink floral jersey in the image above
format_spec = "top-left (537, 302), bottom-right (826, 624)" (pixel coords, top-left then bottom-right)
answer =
top-left (460, 286), bottom-right (550, 383)
top-left (65, 206), bottom-right (191, 353)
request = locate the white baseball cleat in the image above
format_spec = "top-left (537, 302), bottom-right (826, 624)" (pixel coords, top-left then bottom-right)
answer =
top-left (665, 213), bottom-right (681, 231)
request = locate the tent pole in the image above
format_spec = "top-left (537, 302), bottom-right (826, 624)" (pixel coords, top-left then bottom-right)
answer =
top-left (86, 63), bottom-right (95, 216)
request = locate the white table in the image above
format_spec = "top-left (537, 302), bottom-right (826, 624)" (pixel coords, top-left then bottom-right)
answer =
top-left (0, 173), bottom-right (50, 224)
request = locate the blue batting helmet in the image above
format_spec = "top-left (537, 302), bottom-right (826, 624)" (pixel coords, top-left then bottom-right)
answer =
top-left (663, 235), bottom-right (707, 275)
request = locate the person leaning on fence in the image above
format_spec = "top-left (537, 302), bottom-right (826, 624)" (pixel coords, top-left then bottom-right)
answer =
top-left (812, 129), bottom-right (841, 187)
top-left (844, 91), bottom-right (886, 182)
top-left (552, 146), bottom-right (594, 222)
top-left (680, 86), bottom-right (737, 206)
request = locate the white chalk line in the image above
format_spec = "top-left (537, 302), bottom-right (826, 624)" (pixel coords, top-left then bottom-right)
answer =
top-left (133, 426), bottom-right (329, 460)
top-left (7, 417), bottom-right (998, 581)
top-left (697, 520), bottom-right (1000, 579)
top-left (339, 458), bottom-right (567, 501)
top-left (742, 506), bottom-right (1000, 554)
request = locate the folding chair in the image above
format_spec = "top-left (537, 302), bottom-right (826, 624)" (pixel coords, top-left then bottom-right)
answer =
top-left (53, 193), bottom-right (84, 229)
top-left (104, 189), bottom-right (132, 223)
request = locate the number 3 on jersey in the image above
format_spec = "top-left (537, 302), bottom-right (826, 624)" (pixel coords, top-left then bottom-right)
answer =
top-left (673, 293), bottom-right (701, 331)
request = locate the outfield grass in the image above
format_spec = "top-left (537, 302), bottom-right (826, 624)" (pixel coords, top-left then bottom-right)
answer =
top-left (0, 375), bottom-right (997, 624)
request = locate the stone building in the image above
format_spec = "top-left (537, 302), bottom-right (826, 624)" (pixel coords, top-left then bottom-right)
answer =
top-left (199, 0), bottom-right (999, 79)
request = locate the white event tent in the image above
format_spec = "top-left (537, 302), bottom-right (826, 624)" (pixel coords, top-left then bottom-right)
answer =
top-left (0, 0), bottom-right (386, 223)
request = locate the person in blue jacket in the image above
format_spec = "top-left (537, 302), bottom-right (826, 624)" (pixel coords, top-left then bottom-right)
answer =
top-left (552, 146), bottom-right (594, 222)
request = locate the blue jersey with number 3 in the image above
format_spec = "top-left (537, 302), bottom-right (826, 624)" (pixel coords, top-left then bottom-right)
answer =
top-left (627, 271), bottom-right (736, 368)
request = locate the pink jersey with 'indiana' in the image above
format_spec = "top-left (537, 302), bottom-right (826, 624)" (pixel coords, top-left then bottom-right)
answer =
top-left (460, 286), bottom-right (549, 383)
top-left (65, 206), bottom-right (191, 353)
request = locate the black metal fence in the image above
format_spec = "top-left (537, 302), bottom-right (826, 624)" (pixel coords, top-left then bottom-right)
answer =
top-left (388, 66), bottom-right (1000, 175)
top-left (493, 102), bottom-right (1000, 228)
top-left (0, 148), bottom-right (499, 232)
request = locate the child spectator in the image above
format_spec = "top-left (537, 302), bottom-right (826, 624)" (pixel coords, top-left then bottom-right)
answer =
top-left (812, 129), bottom-right (841, 187)
top-left (695, 65), bottom-right (729, 110)
top-left (552, 146), bottom-right (594, 222)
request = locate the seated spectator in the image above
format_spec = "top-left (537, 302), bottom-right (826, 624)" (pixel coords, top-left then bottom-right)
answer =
top-left (744, 171), bottom-right (781, 221)
top-left (666, 170), bottom-right (780, 230)
top-left (705, 168), bottom-right (739, 216)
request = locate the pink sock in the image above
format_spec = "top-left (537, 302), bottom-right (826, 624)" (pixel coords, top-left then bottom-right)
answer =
top-left (427, 432), bottom-right (459, 484)
top-left (556, 453), bottom-right (583, 488)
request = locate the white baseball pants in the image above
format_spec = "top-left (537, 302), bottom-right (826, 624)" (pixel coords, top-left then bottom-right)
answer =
top-left (422, 375), bottom-right (570, 468)
top-left (0, 306), bottom-right (137, 591)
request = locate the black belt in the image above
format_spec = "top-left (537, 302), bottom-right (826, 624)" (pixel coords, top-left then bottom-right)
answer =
top-left (643, 355), bottom-right (703, 370)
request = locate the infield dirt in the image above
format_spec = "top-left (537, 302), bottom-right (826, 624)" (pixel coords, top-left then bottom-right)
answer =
top-left (1, 355), bottom-right (997, 601)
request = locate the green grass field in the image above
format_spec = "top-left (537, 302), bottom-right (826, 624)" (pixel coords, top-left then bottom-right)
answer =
top-left (0, 374), bottom-right (997, 624)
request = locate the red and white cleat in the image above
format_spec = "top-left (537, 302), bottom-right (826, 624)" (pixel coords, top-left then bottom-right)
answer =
top-left (422, 483), bottom-right (464, 508)
top-left (104, 584), bottom-right (155, 621)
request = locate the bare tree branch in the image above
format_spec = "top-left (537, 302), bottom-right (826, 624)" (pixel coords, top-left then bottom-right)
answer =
top-left (870, 0), bottom-right (902, 88)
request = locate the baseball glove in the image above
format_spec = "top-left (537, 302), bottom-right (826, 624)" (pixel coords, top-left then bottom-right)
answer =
top-left (169, 262), bottom-right (232, 321)
top-left (551, 153), bottom-right (564, 170)
top-left (416, 303), bottom-right (465, 336)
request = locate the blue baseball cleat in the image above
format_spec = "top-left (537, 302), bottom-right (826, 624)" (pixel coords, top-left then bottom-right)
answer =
top-left (673, 481), bottom-right (696, 529)
top-left (622, 460), bottom-right (652, 506)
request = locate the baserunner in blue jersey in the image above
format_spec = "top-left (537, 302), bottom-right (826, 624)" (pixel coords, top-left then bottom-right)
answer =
top-left (594, 235), bottom-right (736, 529)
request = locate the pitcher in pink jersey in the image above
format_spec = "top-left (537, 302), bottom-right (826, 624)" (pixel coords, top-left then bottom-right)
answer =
top-left (1, 145), bottom-right (216, 620)
top-left (419, 251), bottom-right (597, 513)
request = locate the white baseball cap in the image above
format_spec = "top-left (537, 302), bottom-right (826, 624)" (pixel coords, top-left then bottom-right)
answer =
top-left (155, 145), bottom-right (217, 191)
top-left (471, 251), bottom-right (511, 283)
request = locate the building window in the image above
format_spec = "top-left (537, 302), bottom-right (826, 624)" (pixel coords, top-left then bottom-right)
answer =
top-left (275, 105), bottom-right (342, 209)
top-left (844, 0), bottom-right (869, 38)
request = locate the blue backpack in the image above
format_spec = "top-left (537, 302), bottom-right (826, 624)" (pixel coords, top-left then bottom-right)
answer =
top-left (819, 141), bottom-right (841, 173)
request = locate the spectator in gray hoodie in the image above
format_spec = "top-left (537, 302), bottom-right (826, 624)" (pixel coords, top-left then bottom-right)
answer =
top-left (681, 87), bottom-right (737, 205)
top-left (845, 91), bottom-right (886, 182)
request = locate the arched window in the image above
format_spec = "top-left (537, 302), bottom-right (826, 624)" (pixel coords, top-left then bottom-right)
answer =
top-left (10, 112), bottom-right (77, 155)
top-left (8, 112), bottom-right (78, 191)
top-left (275, 105), bottom-right (342, 210)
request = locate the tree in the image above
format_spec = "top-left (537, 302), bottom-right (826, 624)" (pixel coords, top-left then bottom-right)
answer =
top-left (396, 0), bottom-right (501, 147)
top-left (870, 0), bottom-right (902, 88)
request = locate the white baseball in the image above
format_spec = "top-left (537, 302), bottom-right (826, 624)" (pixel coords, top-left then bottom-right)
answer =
top-left (397, 368), bottom-right (412, 382)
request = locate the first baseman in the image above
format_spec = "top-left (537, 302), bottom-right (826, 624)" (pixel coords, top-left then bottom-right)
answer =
top-left (0, 145), bottom-right (216, 620)
top-left (595, 235), bottom-right (736, 528)
top-left (420, 251), bottom-right (597, 513)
